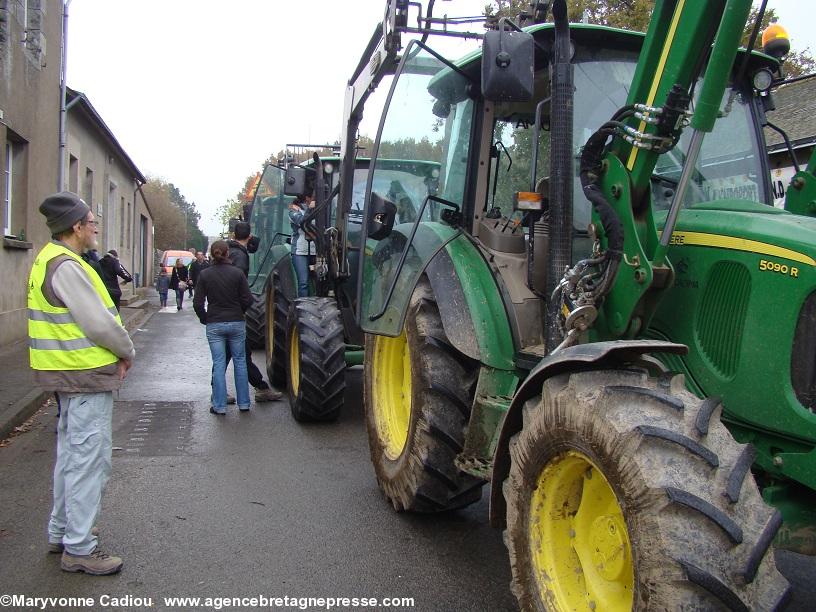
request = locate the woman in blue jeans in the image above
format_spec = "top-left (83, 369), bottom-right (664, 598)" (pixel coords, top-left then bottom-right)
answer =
top-left (193, 241), bottom-right (254, 414)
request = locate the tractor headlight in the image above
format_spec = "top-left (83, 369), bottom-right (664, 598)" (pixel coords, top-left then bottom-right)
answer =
top-left (752, 68), bottom-right (774, 93)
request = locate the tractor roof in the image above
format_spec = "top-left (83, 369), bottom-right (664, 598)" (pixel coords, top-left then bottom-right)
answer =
top-left (428, 22), bottom-right (777, 95)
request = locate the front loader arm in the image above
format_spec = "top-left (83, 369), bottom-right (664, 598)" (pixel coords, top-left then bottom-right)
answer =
top-left (587, 0), bottom-right (754, 338)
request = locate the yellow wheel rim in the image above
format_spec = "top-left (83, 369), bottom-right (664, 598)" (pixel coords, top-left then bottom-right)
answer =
top-left (290, 326), bottom-right (300, 396)
top-left (529, 451), bottom-right (633, 611)
top-left (371, 330), bottom-right (412, 460)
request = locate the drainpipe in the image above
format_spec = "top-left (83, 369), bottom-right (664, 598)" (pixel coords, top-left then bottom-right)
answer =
top-left (57, 0), bottom-right (72, 192)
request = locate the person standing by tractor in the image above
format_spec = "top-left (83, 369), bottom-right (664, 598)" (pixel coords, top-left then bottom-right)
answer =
top-left (288, 194), bottom-right (316, 298)
top-left (227, 222), bottom-right (281, 402)
top-left (98, 249), bottom-right (133, 311)
top-left (28, 192), bottom-right (135, 575)
top-left (193, 240), bottom-right (253, 414)
top-left (169, 258), bottom-right (189, 311)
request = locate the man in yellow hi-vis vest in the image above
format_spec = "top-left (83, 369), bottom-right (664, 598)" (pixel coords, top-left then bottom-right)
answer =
top-left (29, 192), bottom-right (135, 576)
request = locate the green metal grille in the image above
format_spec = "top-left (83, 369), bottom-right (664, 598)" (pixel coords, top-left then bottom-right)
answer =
top-left (696, 261), bottom-right (751, 379)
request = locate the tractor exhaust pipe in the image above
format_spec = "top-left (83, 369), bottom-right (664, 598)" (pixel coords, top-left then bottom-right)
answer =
top-left (545, 0), bottom-right (573, 352)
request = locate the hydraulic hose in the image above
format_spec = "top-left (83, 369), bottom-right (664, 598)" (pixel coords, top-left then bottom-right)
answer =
top-left (545, 0), bottom-right (574, 352)
top-left (577, 124), bottom-right (624, 294)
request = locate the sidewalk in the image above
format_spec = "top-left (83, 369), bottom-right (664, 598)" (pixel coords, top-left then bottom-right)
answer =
top-left (0, 289), bottom-right (160, 441)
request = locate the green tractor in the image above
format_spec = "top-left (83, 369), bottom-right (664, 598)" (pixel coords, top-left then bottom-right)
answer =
top-left (244, 153), bottom-right (443, 420)
top-left (277, 0), bottom-right (816, 608)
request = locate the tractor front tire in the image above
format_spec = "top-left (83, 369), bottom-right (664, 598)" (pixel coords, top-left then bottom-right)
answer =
top-left (286, 297), bottom-right (345, 422)
top-left (503, 368), bottom-right (790, 611)
top-left (364, 278), bottom-right (484, 512)
top-left (265, 273), bottom-right (289, 389)
top-left (245, 291), bottom-right (266, 350)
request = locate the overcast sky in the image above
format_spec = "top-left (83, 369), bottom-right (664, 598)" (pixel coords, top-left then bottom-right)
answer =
top-left (67, 1), bottom-right (815, 236)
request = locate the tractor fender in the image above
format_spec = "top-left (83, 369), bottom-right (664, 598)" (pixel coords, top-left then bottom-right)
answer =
top-left (424, 235), bottom-right (516, 371)
top-left (489, 339), bottom-right (688, 528)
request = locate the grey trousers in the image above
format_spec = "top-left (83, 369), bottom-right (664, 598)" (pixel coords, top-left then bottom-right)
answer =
top-left (48, 391), bottom-right (113, 555)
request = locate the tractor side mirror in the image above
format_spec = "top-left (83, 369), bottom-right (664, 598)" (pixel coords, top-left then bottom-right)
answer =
top-left (284, 166), bottom-right (307, 196)
top-left (367, 193), bottom-right (397, 241)
top-left (482, 26), bottom-right (534, 102)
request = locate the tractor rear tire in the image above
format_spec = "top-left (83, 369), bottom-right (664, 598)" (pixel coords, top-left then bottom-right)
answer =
top-left (364, 277), bottom-right (485, 512)
top-left (265, 273), bottom-right (289, 389)
top-left (286, 297), bottom-right (345, 422)
top-left (245, 291), bottom-right (266, 350)
top-left (503, 368), bottom-right (790, 611)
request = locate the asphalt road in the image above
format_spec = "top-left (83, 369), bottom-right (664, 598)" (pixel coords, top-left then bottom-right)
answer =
top-left (0, 305), bottom-right (813, 611)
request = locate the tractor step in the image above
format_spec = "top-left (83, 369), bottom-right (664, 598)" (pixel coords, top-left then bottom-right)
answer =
top-left (455, 455), bottom-right (493, 480)
top-left (456, 394), bottom-right (513, 480)
top-left (514, 344), bottom-right (549, 371)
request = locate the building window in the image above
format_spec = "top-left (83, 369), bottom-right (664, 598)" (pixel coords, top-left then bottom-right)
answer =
top-left (127, 201), bottom-right (132, 249)
top-left (107, 181), bottom-right (117, 251)
top-left (84, 168), bottom-right (94, 206)
top-left (68, 154), bottom-right (78, 194)
top-left (3, 143), bottom-right (11, 236)
top-left (120, 195), bottom-right (125, 245)
top-left (3, 133), bottom-right (27, 239)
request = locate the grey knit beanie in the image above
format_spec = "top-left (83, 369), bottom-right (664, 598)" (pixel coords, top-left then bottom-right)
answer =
top-left (39, 191), bottom-right (90, 235)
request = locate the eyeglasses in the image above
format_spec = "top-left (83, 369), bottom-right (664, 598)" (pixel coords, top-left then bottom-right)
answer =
top-left (82, 219), bottom-right (99, 226)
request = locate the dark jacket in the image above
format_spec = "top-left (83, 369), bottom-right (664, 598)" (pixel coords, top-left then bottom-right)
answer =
top-left (227, 240), bottom-right (249, 277)
top-left (81, 250), bottom-right (104, 280)
top-left (189, 259), bottom-right (209, 284)
top-left (155, 274), bottom-right (170, 293)
top-left (99, 254), bottom-right (132, 296)
top-left (170, 265), bottom-right (189, 290)
top-left (193, 263), bottom-right (253, 325)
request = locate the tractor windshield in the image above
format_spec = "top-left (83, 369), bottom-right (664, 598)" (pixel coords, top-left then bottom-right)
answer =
top-left (248, 164), bottom-right (293, 288)
top-left (490, 46), bottom-right (769, 235)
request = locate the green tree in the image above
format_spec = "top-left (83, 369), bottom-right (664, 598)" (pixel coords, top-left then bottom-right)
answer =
top-left (142, 177), bottom-right (207, 251)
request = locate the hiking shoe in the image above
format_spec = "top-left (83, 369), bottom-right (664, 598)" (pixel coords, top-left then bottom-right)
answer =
top-left (255, 388), bottom-right (282, 402)
top-left (49, 527), bottom-right (100, 553)
top-left (61, 547), bottom-right (123, 575)
top-left (226, 395), bottom-right (236, 405)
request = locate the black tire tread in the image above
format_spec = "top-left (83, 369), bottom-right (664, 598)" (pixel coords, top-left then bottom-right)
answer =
top-left (726, 443), bottom-right (757, 504)
top-left (636, 425), bottom-right (719, 467)
top-left (287, 297), bottom-right (345, 422)
top-left (245, 291), bottom-right (266, 349)
top-left (265, 272), bottom-right (290, 389)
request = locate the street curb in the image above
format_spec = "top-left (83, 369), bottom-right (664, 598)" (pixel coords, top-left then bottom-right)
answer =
top-left (0, 388), bottom-right (50, 442)
top-left (0, 306), bottom-right (159, 443)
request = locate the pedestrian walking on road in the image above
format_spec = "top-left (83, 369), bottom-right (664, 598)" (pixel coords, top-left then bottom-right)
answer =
top-left (227, 222), bottom-right (281, 402)
top-left (98, 249), bottom-right (133, 311)
top-left (169, 258), bottom-right (189, 311)
top-left (193, 240), bottom-right (253, 414)
top-left (29, 191), bottom-right (135, 576)
top-left (188, 250), bottom-right (209, 297)
top-left (155, 268), bottom-right (170, 308)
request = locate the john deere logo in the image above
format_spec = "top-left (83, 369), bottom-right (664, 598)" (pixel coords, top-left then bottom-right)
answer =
top-left (675, 258), bottom-right (689, 275)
